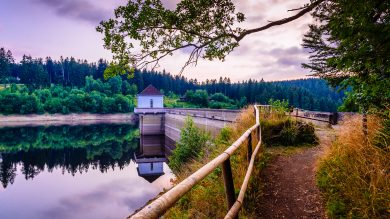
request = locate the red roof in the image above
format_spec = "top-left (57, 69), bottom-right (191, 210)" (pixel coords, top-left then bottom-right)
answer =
top-left (138, 84), bottom-right (163, 96)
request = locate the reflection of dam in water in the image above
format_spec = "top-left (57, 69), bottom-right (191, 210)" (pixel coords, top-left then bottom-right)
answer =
top-left (135, 135), bottom-right (169, 183)
top-left (133, 85), bottom-right (241, 183)
top-left (134, 108), bottom-right (240, 182)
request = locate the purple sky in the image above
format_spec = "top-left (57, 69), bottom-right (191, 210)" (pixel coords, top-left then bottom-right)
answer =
top-left (0, 0), bottom-right (314, 82)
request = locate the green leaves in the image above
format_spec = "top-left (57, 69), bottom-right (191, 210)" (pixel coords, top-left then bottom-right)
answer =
top-left (97, 0), bottom-right (245, 73)
top-left (303, 0), bottom-right (390, 115)
top-left (103, 62), bottom-right (133, 80)
top-left (169, 117), bottom-right (210, 172)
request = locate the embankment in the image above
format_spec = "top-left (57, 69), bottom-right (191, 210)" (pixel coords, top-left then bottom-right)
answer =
top-left (0, 113), bottom-right (137, 127)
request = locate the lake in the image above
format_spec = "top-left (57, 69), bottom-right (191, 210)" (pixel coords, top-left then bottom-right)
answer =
top-left (0, 124), bottom-right (174, 219)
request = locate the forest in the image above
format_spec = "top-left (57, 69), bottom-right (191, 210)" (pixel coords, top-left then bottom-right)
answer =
top-left (0, 47), bottom-right (345, 113)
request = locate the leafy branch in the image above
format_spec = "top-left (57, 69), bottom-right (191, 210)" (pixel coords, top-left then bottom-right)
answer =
top-left (97, 0), bottom-right (324, 74)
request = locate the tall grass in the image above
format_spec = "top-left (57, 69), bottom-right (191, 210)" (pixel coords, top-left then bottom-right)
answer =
top-left (165, 107), bottom-right (263, 218)
top-left (317, 115), bottom-right (389, 218)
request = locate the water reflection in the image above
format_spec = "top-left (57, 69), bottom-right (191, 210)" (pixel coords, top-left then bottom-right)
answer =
top-left (0, 124), bottom-right (139, 188)
top-left (0, 124), bottom-right (174, 219)
top-left (136, 135), bottom-right (167, 183)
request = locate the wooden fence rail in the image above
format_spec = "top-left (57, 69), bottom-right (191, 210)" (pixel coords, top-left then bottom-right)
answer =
top-left (130, 105), bottom-right (263, 219)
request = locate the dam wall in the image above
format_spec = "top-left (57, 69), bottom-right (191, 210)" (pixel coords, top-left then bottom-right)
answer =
top-left (137, 108), bottom-right (241, 154)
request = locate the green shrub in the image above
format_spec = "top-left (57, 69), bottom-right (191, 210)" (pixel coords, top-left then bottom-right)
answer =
top-left (269, 98), bottom-right (289, 115)
top-left (101, 97), bottom-right (116, 113)
top-left (20, 94), bottom-right (41, 114)
top-left (210, 93), bottom-right (229, 103)
top-left (0, 93), bottom-right (22, 114)
top-left (44, 98), bottom-right (63, 114)
top-left (114, 94), bottom-right (133, 112)
top-left (169, 117), bottom-right (210, 172)
top-left (261, 117), bottom-right (317, 146)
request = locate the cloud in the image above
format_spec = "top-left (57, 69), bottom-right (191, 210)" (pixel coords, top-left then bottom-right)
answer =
top-left (35, 0), bottom-right (111, 25)
top-left (161, 0), bottom-right (181, 10)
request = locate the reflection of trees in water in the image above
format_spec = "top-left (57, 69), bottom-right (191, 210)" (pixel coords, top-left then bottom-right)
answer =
top-left (0, 124), bottom-right (139, 188)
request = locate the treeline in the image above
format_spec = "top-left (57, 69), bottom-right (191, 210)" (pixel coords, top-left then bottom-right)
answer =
top-left (141, 73), bottom-right (344, 111)
top-left (0, 76), bottom-right (137, 114)
top-left (0, 47), bottom-right (344, 112)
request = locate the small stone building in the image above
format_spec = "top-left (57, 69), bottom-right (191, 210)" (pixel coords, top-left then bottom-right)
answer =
top-left (137, 85), bottom-right (163, 108)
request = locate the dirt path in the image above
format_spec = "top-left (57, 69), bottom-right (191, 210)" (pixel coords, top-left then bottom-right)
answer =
top-left (255, 127), bottom-right (335, 219)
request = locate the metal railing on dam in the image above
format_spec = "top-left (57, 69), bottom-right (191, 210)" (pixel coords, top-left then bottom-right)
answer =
top-left (130, 105), bottom-right (263, 219)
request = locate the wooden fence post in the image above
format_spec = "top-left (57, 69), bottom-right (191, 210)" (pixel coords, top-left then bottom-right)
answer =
top-left (222, 158), bottom-right (236, 212)
top-left (247, 133), bottom-right (252, 164)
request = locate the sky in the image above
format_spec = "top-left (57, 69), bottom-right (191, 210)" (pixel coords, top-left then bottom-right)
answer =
top-left (0, 0), bottom-right (314, 82)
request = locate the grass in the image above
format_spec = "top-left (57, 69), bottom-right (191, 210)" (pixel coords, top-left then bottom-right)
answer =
top-left (316, 115), bottom-right (389, 218)
top-left (163, 107), bottom-right (319, 218)
top-left (164, 95), bottom-right (200, 108)
top-left (165, 106), bottom-right (262, 218)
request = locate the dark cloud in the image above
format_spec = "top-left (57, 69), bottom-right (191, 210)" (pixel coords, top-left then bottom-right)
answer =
top-left (277, 56), bottom-right (304, 67)
top-left (268, 46), bottom-right (304, 56)
top-left (35, 0), bottom-right (111, 24)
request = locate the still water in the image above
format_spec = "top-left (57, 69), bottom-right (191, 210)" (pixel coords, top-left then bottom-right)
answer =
top-left (0, 124), bottom-right (174, 219)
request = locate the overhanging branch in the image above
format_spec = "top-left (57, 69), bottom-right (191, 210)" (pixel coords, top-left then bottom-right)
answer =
top-left (235, 0), bottom-right (325, 42)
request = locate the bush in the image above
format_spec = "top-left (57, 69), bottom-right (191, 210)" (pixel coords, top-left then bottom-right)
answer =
top-left (261, 116), bottom-right (317, 146)
top-left (210, 93), bottom-right (229, 102)
top-left (269, 98), bottom-right (289, 115)
top-left (114, 95), bottom-right (133, 112)
top-left (44, 98), bottom-right (63, 114)
top-left (20, 94), bottom-right (42, 114)
top-left (209, 101), bottom-right (229, 109)
top-left (101, 97), bottom-right (116, 113)
top-left (0, 93), bottom-right (21, 114)
top-left (169, 117), bottom-right (210, 172)
top-left (83, 91), bottom-right (104, 113)
top-left (185, 89), bottom-right (209, 107)
top-left (33, 89), bottom-right (51, 104)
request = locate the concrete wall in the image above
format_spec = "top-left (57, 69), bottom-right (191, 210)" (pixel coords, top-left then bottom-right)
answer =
top-left (137, 108), bottom-right (241, 154)
top-left (164, 109), bottom-right (240, 150)
top-left (139, 114), bottom-right (165, 135)
top-left (165, 108), bottom-right (239, 122)
top-left (0, 113), bottom-right (137, 127)
top-left (164, 113), bottom-right (234, 142)
top-left (137, 95), bottom-right (163, 108)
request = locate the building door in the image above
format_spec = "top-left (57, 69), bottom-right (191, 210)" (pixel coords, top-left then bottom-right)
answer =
top-left (150, 99), bottom-right (153, 108)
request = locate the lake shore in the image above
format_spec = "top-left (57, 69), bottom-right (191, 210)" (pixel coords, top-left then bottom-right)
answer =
top-left (0, 113), bottom-right (137, 127)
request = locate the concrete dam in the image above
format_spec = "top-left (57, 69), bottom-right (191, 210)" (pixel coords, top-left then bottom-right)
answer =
top-left (135, 108), bottom-right (241, 155)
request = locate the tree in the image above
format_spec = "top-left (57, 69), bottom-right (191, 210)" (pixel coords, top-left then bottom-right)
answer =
top-left (302, 0), bottom-right (390, 132)
top-left (303, 1), bottom-right (389, 109)
top-left (0, 48), bottom-right (14, 85)
top-left (19, 56), bottom-right (48, 87)
top-left (97, 0), bottom-right (323, 73)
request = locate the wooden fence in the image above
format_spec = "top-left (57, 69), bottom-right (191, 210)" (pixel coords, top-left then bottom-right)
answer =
top-left (130, 105), bottom-right (263, 219)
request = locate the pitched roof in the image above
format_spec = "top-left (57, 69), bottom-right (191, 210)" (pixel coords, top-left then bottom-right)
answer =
top-left (138, 84), bottom-right (163, 96)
